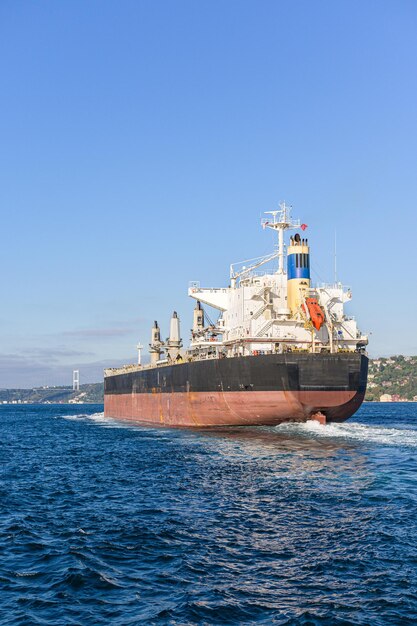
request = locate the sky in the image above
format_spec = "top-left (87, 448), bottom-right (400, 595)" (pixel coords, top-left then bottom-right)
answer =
top-left (1, 0), bottom-right (416, 387)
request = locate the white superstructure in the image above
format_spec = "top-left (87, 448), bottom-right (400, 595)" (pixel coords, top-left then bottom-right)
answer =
top-left (187, 202), bottom-right (368, 359)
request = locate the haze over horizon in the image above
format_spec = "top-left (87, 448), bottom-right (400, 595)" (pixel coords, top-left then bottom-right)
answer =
top-left (1, 1), bottom-right (416, 388)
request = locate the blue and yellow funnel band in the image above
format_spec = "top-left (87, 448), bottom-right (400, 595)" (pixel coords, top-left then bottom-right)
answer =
top-left (287, 254), bottom-right (310, 280)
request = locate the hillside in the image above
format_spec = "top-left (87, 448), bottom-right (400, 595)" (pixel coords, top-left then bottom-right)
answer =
top-left (366, 355), bottom-right (417, 401)
top-left (0, 383), bottom-right (104, 405)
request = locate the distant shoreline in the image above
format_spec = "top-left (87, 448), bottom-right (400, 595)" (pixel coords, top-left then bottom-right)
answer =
top-left (0, 382), bottom-right (104, 405)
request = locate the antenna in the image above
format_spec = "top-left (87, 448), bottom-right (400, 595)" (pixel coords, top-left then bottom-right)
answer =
top-left (73, 369), bottom-right (80, 391)
top-left (261, 201), bottom-right (301, 274)
top-left (334, 230), bottom-right (337, 284)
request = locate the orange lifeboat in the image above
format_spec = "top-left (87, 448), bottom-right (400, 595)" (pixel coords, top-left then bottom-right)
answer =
top-left (305, 297), bottom-right (325, 331)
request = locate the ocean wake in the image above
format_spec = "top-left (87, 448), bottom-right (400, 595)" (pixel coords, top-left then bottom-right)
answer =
top-left (60, 412), bottom-right (122, 428)
top-left (276, 419), bottom-right (417, 447)
top-left (59, 412), bottom-right (417, 447)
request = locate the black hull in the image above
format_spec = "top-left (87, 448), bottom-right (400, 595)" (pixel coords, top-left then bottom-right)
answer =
top-left (105, 353), bottom-right (368, 396)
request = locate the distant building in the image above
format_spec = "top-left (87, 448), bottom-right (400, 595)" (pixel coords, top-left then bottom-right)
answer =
top-left (380, 394), bottom-right (392, 402)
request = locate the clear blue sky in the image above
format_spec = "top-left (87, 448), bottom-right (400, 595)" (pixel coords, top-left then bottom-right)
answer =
top-left (1, 0), bottom-right (416, 387)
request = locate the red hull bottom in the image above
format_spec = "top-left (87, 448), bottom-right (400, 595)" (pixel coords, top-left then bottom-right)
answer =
top-left (104, 390), bottom-right (365, 427)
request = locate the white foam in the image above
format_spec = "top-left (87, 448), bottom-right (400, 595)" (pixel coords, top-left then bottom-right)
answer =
top-left (275, 420), bottom-right (417, 447)
top-left (60, 411), bottom-right (104, 421)
top-left (60, 411), bottom-right (125, 428)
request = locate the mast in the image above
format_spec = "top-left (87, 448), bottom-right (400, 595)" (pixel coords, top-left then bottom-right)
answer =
top-left (262, 202), bottom-right (301, 274)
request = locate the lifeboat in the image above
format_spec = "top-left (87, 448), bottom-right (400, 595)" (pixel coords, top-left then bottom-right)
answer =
top-left (305, 297), bottom-right (325, 331)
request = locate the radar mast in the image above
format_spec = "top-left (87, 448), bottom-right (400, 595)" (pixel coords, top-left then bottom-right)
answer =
top-left (261, 202), bottom-right (301, 274)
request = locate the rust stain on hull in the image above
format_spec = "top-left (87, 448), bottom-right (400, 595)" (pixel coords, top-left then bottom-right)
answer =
top-left (104, 389), bottom-right (364, 427)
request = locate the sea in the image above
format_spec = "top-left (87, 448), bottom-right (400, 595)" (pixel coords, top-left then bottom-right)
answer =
top-left (0, 403), bottom-right (416, 625)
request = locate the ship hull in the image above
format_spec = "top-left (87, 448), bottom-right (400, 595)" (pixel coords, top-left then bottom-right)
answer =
top-left (104, 353), bottom-right (368, 427)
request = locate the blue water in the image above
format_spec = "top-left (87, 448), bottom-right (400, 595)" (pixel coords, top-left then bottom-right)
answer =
top-left (1, 404), bottom-right (417, 625)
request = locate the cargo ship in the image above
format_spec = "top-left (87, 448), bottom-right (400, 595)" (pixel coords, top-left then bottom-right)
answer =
top-left (104, 203), bottom-right (368, 426)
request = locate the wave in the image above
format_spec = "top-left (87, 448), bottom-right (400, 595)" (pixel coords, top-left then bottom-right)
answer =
top-left (60, 411), bottom-right (104, 421)
top-left (59, 412), bottom-right (124, 428)
top-left (275, 420), bottom-right (417, 447)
